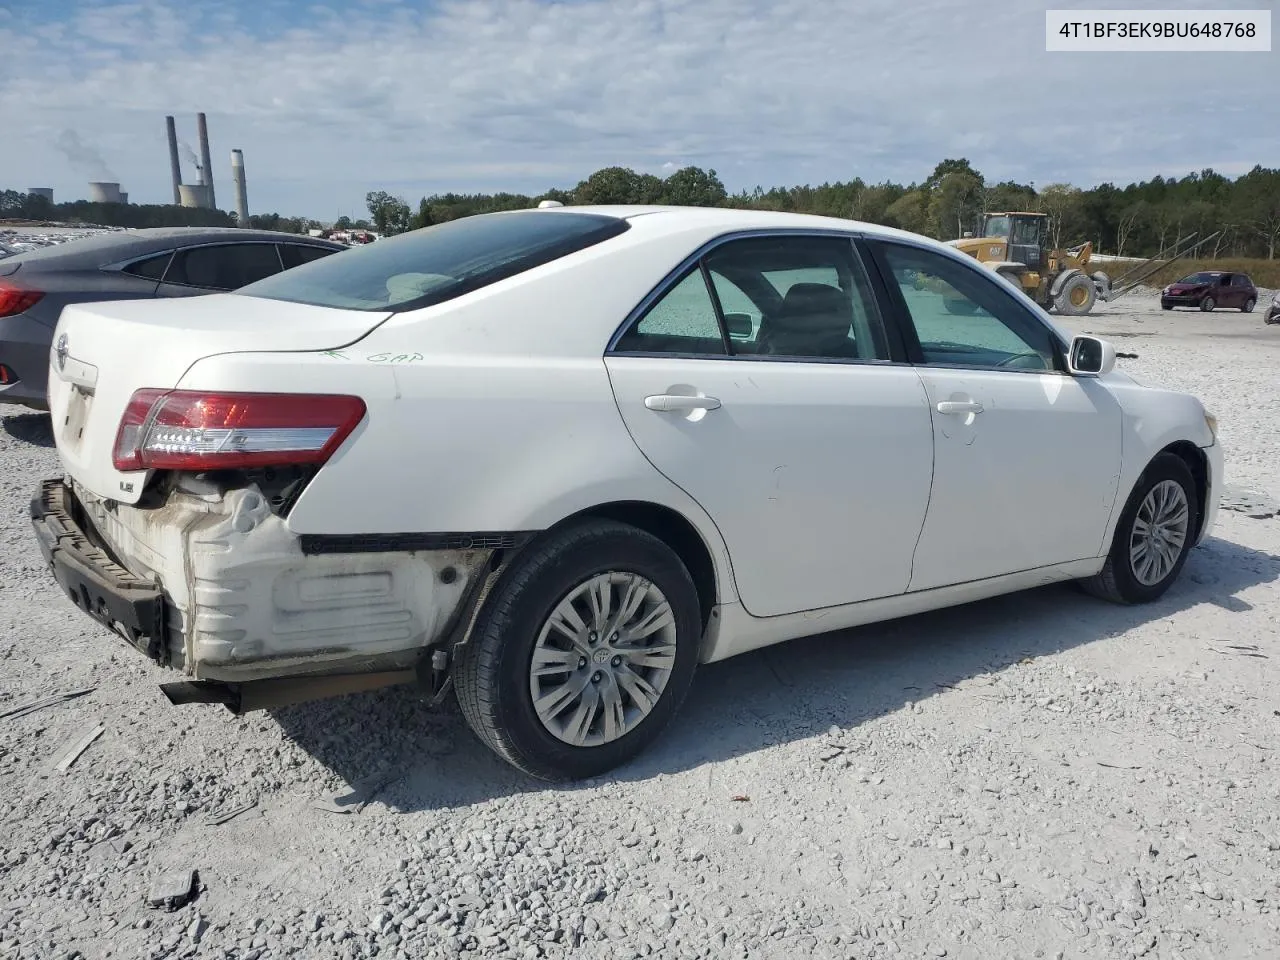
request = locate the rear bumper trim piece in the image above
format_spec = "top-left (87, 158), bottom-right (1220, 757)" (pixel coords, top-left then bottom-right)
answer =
top-left (29, 477), bottom-right (169, 663)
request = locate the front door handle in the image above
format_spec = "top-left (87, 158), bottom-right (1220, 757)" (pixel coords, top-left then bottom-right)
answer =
top-left (936, 400), bottom-right (984, 415)
top-left (644, 394), bottom-right (722, 413)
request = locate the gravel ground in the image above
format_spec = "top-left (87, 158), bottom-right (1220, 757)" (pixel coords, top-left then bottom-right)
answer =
top-left (1, 291), bottom-right (1278, 960)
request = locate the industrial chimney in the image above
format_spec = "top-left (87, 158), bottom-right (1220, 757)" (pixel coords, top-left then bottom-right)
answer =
top-left (197, 112), bottom-right (215, 209)
top-left (231, 149), bottom-right (250, 228)
top-left (165, 115), bottom-right (182, 205)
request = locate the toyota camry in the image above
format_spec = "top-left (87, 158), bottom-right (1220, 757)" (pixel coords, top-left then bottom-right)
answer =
top-left (31, 205), bottom-right (1222, 781)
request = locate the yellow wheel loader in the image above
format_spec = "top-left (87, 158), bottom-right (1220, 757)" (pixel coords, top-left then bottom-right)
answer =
top-left (944, 212), bottom-right (1112, 315)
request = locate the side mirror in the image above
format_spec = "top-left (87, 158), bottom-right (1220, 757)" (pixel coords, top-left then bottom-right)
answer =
top-left (1067, 335), bottom-right (1116, 377)
top-left (724, 313), bottom-right (754, 338)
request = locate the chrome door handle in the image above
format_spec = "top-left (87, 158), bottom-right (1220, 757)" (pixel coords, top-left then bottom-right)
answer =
top-left (936, 400), bottom-right (984, 415)
top-left (644, 394), bottom-right (722, 412)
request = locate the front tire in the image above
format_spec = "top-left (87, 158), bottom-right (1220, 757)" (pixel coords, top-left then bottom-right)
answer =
top-left (1055, 273), bottom-right (1097, 315)
top-left (1200, 296), bottom-right (1216, 312)
top-left (1081, 453), bottom-right (1199, 604)
top-left (453, 519), bottom-right (701, 781)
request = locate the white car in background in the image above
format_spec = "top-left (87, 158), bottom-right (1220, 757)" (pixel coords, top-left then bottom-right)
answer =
top-left (31, 205), bottom-right (1221, 781)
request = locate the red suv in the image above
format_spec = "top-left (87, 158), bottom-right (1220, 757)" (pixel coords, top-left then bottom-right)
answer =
top-left (1161, 271), bottom-right (1258, 312)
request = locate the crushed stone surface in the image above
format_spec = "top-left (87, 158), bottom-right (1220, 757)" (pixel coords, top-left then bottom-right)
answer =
top-left (1, 291), bottom-right (1278, 960)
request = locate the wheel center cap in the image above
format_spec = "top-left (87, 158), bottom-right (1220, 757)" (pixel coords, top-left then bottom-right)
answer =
top-left (592, 647), bottom-right (611, 665)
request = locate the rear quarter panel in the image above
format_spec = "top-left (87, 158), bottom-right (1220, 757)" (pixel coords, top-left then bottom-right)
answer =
top-left (175, 224), bottom-right (743, 603)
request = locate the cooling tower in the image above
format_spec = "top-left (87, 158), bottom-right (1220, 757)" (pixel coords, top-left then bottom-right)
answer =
top-left (88, 182), bottom-right (122, 203)
top-left (178, 184), bottom-right (212, 208)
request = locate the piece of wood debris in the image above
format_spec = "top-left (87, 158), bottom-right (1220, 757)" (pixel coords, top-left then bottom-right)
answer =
top-left (205, 800), bottom-right (258, 826)
top-left (0, 687), bottom-right (95, 721)
top-left (54, 723), bottom-right (105, 773)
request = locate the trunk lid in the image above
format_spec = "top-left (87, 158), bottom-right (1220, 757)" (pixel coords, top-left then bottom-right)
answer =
top-left (48, 293), bottom-right (389, 504)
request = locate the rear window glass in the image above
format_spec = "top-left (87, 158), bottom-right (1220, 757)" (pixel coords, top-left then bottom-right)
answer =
top-left (234, 211), bottom-right (631, 313)
top-left (279, 243), bottom-right (339, 269)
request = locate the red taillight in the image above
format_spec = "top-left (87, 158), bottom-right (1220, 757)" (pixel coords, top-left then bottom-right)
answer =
top-left (0, 364), bottom-right (16, 385)
top-left (112, 390), bottom-right (367, 472)
top-left (0, 281), bottom-right (44, 318)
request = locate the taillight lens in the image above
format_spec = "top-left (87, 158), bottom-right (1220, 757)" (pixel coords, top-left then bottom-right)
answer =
top-left (0, 281), bottom-right (44, 318)
top-left (112, 390), bottom-right (367, 472)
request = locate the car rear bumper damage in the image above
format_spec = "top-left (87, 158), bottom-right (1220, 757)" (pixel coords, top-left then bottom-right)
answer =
top-left (30, 476), bottom-right (504, 711)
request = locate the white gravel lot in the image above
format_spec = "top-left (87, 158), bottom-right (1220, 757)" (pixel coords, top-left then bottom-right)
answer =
top-left (1, 291), bottom-right (1278, 960)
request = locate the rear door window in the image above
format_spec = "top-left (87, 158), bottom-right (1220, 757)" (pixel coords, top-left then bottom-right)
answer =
top-left (166, 243), bottom-right (284, 290)
top-left (279, 243), bottom-right (339, 269)
top-left (121, 252), bottom-right (172, 280)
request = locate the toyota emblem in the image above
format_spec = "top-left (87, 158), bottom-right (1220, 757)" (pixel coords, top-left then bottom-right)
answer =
top-left (54, 334), bottom-right (69, 372)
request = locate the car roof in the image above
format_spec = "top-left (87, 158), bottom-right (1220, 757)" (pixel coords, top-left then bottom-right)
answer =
top-left (4, 227), bottom-right (344, 270)
top-left (533, 204), bottom-right (929, 245)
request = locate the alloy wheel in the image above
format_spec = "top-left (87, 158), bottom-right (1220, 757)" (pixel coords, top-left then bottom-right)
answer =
top-left (1128, 479), bottom-right (1191, 586)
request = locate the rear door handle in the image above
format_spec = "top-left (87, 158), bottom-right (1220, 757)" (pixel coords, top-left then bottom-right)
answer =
top-left (644, 395), bottom-right (722, 413)
top-left (936, 400), bottom-right (984, 415)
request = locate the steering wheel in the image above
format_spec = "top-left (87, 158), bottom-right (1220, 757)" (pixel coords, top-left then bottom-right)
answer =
top-left (996, 352), bottom-right (1048, 370)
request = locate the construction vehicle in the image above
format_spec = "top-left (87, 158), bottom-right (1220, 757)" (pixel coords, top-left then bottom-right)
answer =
top-left (945, 211), bottom-right (1112, 316)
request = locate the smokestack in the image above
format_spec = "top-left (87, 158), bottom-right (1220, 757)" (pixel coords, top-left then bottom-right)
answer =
top-left (165, 115), bottom-right (182, 205)
top-left (197, 112), bottom-right (215, 209)
top-left (231, 150), bottom-right (250, 228)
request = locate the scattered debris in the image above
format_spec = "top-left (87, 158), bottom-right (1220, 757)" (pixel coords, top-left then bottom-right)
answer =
top-left (53, 723), bottom-right (105, 773)
top-left (147, 869), bottom-right (199, 912)
top-left (1097, 761), bottom-right (1143, 770)
top-left (1210, 643), bottom-right (1268, 659)
top-left (1219, 485), bottom-right (1279, 519)
top-left (204, 799), bottom-right (258, 826)
top-left (0, 686), bottom-right (94, 720)
top-left (730, 795), bottom-right (750, 802)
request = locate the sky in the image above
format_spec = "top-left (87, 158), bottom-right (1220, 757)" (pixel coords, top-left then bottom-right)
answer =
top-left (0, 0), bottom-right (1275, 220)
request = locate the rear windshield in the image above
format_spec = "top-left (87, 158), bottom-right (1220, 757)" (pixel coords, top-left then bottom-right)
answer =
top-left (235, 210), bottom-right (630, 312)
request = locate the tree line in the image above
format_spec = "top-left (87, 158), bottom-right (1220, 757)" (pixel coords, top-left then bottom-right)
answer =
top-left (7, 158), bottom-right (1279, 260)
top-left (368, 160), bottom-right (1280, 260)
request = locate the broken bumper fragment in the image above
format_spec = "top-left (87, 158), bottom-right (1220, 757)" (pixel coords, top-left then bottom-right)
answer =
top-left (30, 478), bottom-right (170, 663)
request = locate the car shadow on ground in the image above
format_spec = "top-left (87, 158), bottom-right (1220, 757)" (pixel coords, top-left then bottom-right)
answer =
top-left (1, 410), bottom-right (54, 448)
top-left (269, 534), bottom-right (1280, 813)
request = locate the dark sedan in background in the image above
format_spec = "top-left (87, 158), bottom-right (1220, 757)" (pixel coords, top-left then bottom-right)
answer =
top-left (0, 228), bottom-right (346, 409)
top-left (1160, 270), bottom-right (1258, 313)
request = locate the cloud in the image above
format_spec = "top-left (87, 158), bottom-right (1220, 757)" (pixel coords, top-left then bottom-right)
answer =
top-left (0, 0), bottom-right (1273, 217)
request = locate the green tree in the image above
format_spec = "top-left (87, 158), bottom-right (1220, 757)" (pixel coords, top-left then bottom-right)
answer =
top-left (883, 190), bottom-right (930, 234)
top-left (366, 190), bottom-right (411, 235)
top-left (409, 197), bottom-right (433, 230)
top-left (659, 166), bottom-right (727, 207)
top-left (929, 170), bottom-right (984, 239)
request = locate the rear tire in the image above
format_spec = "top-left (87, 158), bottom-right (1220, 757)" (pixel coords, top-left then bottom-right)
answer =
top-left (1080, 453), bottom-right (1199, 605)
top-left (453, 519), bottom-right (701, 781)
top-left (1242, 298), bottom-right (1256, 313)
top-left (1200, 296), bottom-right (1215, 312)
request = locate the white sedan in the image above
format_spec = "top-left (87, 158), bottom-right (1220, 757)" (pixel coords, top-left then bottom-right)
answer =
top-left (32, 205), bottom-right (1222, 781)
